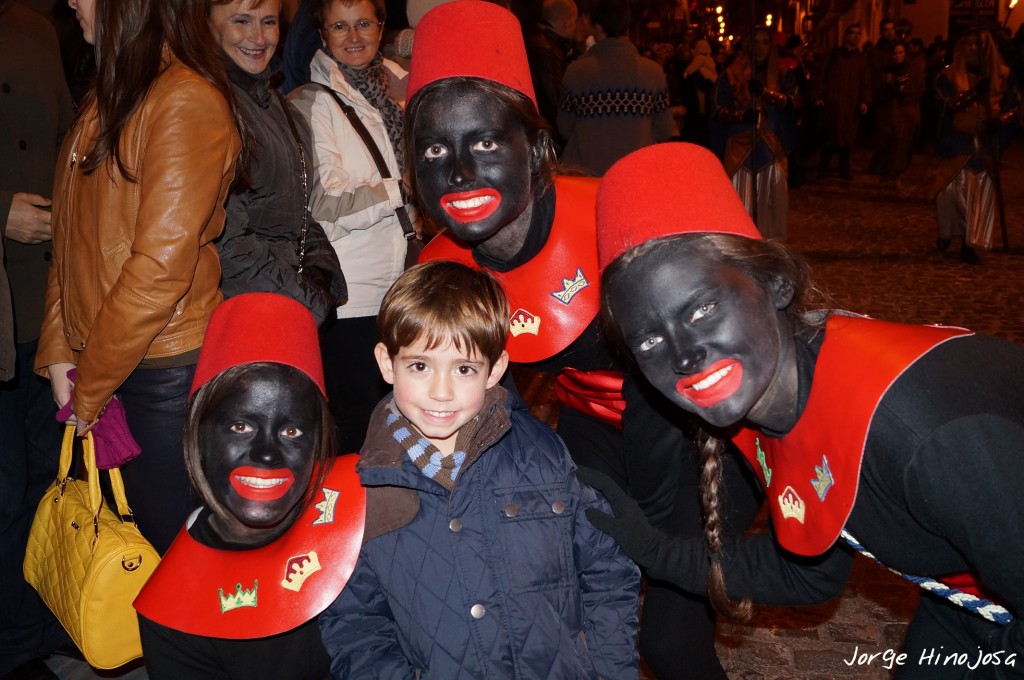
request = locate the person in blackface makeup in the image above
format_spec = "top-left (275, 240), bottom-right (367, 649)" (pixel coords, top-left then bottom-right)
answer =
top-left (133, 292), bottom-right (365, 680)
top-left (589, 141), bottom-right (1024, 679)
top-left (405, 3), bottom-right (763, 678)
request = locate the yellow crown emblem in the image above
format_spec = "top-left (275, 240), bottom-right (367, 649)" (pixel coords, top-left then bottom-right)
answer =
top-left (550, 267), bottom-right (589, 305)
top-left (778, 486), bottom-right (806, 524)
top-left (218, 580), bottom-right (258, 613)
top-left (509, 308), bottom-right (541, 337)
top-left (312, 487), bottom-right (340, 525)
top-left (281, 551), bottom-right (322, 593)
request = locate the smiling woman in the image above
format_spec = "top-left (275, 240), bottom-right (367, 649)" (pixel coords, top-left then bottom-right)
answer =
top-left (289, 0), bottom-right (416, 452)
top-left (208, 0), bottom-right (347, 328)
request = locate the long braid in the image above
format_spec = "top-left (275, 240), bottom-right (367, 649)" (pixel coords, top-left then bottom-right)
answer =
top-left (697, 428), bottom-right (753, 621)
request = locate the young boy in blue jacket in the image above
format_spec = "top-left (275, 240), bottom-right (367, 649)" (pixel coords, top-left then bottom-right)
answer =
top-left (318, 261), bottom-right (641, 679)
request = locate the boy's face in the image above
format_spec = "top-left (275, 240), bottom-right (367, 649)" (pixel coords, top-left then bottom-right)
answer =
top-left (374, 338), bottom-right (509, 456)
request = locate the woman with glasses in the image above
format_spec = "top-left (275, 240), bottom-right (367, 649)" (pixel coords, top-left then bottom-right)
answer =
top-left (291, 0), bottom-right (417, 452)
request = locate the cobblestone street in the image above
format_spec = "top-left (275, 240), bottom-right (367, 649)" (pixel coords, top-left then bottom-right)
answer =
top-left (711, 141), bottom-right (1024, 680)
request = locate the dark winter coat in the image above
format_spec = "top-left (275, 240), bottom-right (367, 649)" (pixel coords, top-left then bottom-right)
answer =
top-left (319, 387), bottom-right (641, 679)
top-left (218, 61), bottom-right (346, 326)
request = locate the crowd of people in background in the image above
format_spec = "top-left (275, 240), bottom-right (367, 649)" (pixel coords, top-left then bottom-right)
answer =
top-left (2, 0), bottom-right (1023, 677)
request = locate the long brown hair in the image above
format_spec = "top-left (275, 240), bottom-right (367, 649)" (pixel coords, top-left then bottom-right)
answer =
top-left (602, 233), bottom-right (830, 619)
top-left (83, 0), bottom-right (245, 179)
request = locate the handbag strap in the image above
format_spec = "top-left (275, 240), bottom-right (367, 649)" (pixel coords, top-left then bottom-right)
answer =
top-left (58, 425), bottom-right (135, 521)
top-left (315, 83), bottom-right (416, 240)
top-left (273, 89), bottom-right (311, 272)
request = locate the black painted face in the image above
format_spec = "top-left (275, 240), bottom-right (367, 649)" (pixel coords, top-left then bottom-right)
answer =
top-left (412, 82), bottom-right (543, 245)
top-left (605, 240), bottom-right (795, 429)
top-left (199, 364), bottom-right (320, 530)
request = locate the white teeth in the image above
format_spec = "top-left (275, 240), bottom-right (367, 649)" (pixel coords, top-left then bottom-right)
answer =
top-left (426, 410), bottom-right (454, 418)
top-left (450, 196), bottom-right (493, 210)
top-left (236, 475), bottom-right (286, 488)
top-left (239, 48), bottom-right (265, 56)
top-left (691, 365), bottom-right (733, 391)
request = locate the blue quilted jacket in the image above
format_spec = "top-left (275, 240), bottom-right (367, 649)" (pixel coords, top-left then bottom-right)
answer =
top-left (319, 387), bottom-right (641, 679)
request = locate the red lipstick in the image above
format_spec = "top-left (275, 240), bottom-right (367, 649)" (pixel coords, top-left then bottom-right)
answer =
top-left (440, 189), bottom-right (500, 223)
top-left (675, 359), bottom-right (743, 409)
top-left (229, 466), bottom-right (295, 501)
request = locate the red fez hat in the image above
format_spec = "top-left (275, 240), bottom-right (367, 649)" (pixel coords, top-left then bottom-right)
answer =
top-left (407, 0), bottom-right (537, 108)
top-left (597, 142), bottom-right (761, 271)
top-left (191, 293), bottom-right (326, 397)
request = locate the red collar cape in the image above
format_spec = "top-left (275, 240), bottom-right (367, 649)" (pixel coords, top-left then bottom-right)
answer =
top-left (420, 176), bottom-right (601, 364)
top-left (133, 454), bottom-right (365, 639)
top-left (731, 315), bottom-right (971, 557)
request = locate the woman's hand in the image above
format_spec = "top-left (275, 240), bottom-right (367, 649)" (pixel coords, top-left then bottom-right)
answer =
top-left (48, 361), bottom-right (78, 426)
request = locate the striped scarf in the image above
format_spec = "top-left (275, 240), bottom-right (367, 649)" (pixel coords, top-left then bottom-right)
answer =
top-left (386, 401), bottom-right (467, 491)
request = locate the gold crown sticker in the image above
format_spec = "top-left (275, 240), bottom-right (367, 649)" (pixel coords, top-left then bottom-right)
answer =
top-left (281, 552), bottom-right (322, 593)
top-left (778, 486), bottom-right (806, 524)
top-left (550, 267), bottom-right (589, 305)
top-left (509, 308), bottom-right (541, 337)
top-left (219, 580), bottom-right (258, 613)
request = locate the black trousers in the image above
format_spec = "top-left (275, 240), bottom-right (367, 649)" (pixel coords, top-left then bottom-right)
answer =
top-left (0, 341), bottom-right (68, 673)
top-left (320, 315), bottom-right (389, 453)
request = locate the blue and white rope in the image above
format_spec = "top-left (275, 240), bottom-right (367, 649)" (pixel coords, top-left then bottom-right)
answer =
top-left (840, 529), bottom-right (1013, 626)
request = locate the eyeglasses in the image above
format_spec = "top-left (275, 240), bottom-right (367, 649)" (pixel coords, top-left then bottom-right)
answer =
top-left (323, 19), bottom-right (382, 36)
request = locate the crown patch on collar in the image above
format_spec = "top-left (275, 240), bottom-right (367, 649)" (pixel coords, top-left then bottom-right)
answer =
top-left (778, 486), bottom-right (806, 524)
top-left (811, 455), bottom-right (834, 502)
top-left (510, 308), bottom-right (541, 336)
top-left (219, 580), bottom-right (258, 613)
top-left (281, 551), bottom-right (322, 593)
top-left (755, 438), bottom-right (772, 487)
top-left (313, 487), bottom-right (340, 525)
top-left (550, 267), bottom-right (589, 305)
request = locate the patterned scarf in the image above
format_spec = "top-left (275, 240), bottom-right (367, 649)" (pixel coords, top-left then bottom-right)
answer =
top-left (336, 52), bottom-right (406, 172)
top-left (386, 400), bottom-right (474, 492)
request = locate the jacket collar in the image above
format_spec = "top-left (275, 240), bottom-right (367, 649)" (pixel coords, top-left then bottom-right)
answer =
top-left (357, 385), bottom-right (512, 542)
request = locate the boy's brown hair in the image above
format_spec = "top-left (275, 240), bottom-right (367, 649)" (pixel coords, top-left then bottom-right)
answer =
top-left (377, 261), bottom-right (510, 365)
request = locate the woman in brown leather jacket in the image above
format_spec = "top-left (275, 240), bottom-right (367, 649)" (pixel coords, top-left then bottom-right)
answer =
top-left (35, 0), bottom-right (243, 553)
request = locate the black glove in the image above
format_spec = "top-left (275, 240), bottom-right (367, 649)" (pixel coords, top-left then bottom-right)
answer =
top-left (749, 78), bottom-right (766, 97)
top-left (741, 108), bottom-right (760, 125)
top-left (578, 467), bottom-right (709, 590)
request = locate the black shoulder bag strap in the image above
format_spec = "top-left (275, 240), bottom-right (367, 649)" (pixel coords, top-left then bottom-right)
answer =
top-left (315, 83), bottom-right (416, 241)
top-left (273, 89), bottom-right (310, 271)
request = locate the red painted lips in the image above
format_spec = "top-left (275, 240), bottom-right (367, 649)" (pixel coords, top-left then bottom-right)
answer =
top-left (440, 189), bottom-right (501, 223)
top-left (675, 359), bottom-right (743, 409)
top-left (229, 466), bottom-right (295, 502)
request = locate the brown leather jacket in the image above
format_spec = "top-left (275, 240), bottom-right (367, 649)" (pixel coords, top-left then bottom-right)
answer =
top-left (35, 50), bottom-right (241, 421)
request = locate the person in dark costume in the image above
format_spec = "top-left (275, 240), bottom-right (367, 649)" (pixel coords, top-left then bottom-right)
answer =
top-left (404, 3), bottom-right (762, 677)
top-left (586, 141), bottom-right (1024, 680)
top-left (133, 292), bottom-right (365, 680)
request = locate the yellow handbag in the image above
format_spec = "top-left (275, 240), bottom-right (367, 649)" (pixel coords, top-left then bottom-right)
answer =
top-left (23, 426), bottom-right (160, 669)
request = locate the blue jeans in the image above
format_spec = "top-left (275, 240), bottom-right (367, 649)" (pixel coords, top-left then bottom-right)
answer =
top-left (117, 363), bottom-right (198, 555)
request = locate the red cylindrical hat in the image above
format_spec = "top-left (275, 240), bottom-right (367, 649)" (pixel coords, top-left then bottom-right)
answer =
top-left (407, 0), bottom-right (537, 108)
top-left (597, 142), bottom-right (761, 272)
top-left (191, 293), bottom-right (326, 397)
